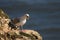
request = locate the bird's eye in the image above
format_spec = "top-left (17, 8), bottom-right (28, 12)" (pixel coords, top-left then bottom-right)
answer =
top-left (26, 16), bottom-right (29, 18)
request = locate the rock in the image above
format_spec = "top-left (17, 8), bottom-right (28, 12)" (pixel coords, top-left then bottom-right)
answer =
top-left (0, 17), bottom-right (11, 33)
top-left (0, 9), bottom-right (9, 18)
top-left (21, 29), bottom-right (42, 40)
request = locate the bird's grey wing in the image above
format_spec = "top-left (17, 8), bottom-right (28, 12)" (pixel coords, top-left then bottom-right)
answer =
top-left (13, 17), bottom-right (21, 24)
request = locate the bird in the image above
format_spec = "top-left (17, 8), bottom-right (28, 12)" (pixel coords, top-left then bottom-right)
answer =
top-left (9, 13), bottom-right (29, 30)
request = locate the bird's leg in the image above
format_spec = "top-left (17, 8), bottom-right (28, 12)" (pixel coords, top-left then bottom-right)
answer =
top-left (20, 26), bottom-right (23, 31)
top-left (16, 26), bottom-right (23, 31)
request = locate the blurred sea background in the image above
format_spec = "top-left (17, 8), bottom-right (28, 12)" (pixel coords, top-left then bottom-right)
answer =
top-left (0, 0), bottom-right (60, 40)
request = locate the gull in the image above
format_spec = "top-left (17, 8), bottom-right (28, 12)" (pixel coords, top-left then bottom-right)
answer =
top-left (9, 13), bottom-right (29, 30)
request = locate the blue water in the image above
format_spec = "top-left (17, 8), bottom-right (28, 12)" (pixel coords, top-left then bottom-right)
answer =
top-left (0, 0), bottom-right (60, 40)
top-left (6, 10), bottom-right (60, 40)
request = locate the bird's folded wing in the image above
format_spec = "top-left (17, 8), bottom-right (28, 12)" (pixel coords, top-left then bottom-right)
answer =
top-left (12, 17), bottom-right (20, 24)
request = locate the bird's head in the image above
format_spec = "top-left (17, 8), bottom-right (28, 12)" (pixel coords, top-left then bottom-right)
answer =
top-left (25, 13), bottom-right (29, 20)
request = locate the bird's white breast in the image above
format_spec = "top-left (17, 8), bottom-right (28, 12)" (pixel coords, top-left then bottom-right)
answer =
top-left (22, 19), bottom-right (26, 25)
